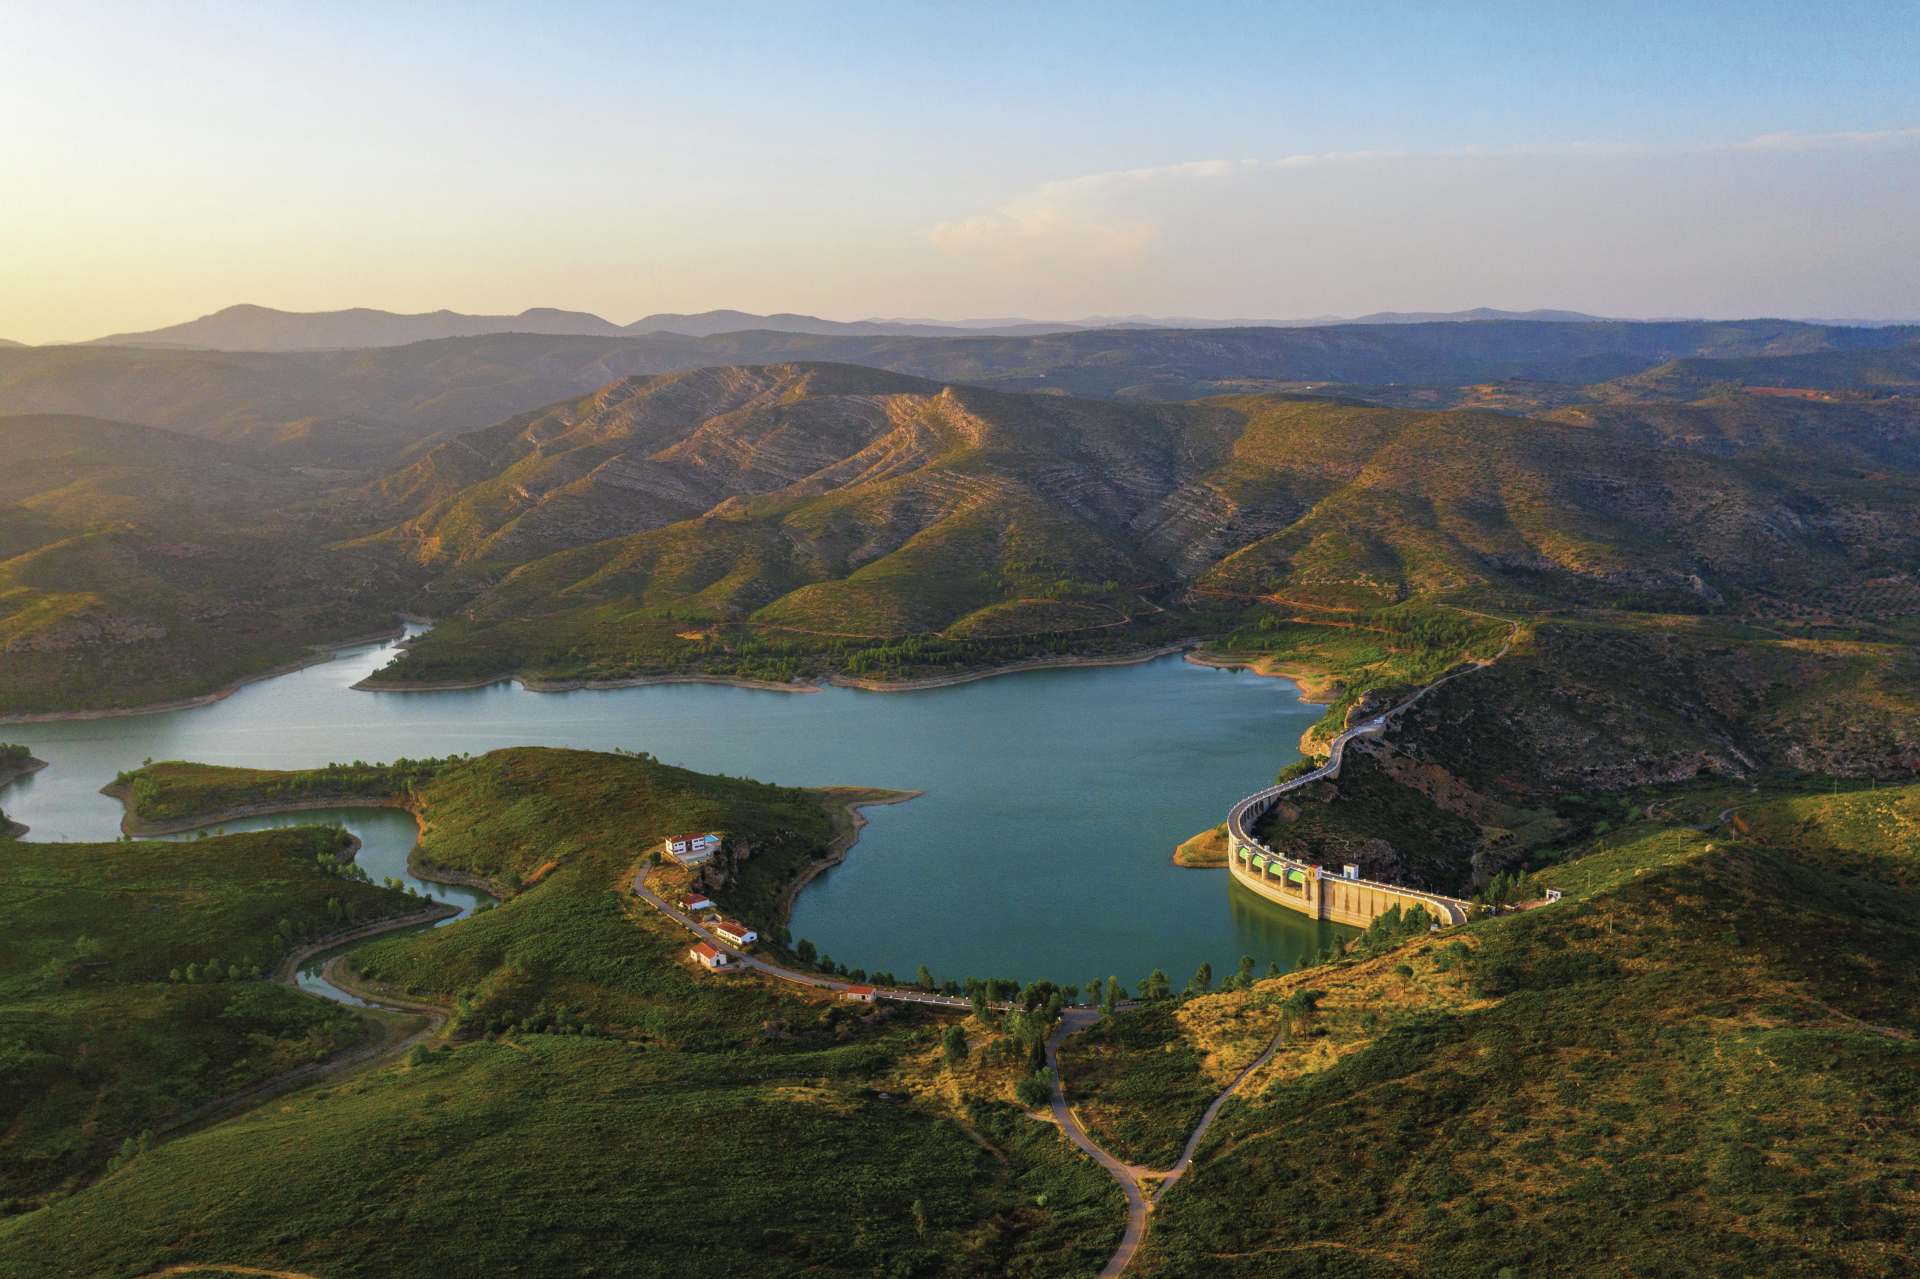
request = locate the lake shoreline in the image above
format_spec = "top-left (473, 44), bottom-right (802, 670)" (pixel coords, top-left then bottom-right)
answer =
top-left (353, 671), bottom-right (823, 695)
top-left (351, 640), bottom-right (1214, 700)
top-left (101, 783), bottom-right (414, 837)
top-left (1173, 825), bottom-right (1231, 868)
top-left (0, 627), bottom-right (407, 725)
top-left (777, 787), bottom-right (925, 924)
top-left (1181, 650), bottom-right (1339, 703)
top-left (827, 641), bottom-right (1207, 692)
top-left (274, 900), bottom-right (461, 983)
top-left (0, 756), bottom-right (49, 789)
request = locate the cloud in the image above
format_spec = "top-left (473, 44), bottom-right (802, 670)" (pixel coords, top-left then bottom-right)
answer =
top-left (919, 129), bottom-right (1920, 269)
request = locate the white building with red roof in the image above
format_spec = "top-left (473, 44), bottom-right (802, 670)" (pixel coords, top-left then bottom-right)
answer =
top-left (663, 832), bottom-right (722, 866)
top-left (690, 942), bottom-right (730, 970)
top-left (710, 920), bottom-right (758, 947)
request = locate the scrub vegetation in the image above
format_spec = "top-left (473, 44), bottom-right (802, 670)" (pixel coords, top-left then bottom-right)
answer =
top-left (0, 823), bottom-right (419, 1210)
top-left (1084, 793), bottom-right (1920, 1279)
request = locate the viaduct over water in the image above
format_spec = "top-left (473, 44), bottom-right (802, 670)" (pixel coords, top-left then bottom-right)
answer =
top-left (1224, 614), bottom-right (1523, 930)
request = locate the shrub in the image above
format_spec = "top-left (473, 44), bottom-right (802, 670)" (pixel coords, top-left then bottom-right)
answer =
top-left (1015, 1072), bottom-right (1053, 1109)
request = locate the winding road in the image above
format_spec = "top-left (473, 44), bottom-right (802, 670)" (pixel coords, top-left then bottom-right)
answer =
top-left (1042, 1009), bottom-right (1291, 1276)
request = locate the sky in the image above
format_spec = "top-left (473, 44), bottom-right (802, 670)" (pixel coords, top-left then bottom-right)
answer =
top-left (1, 0), bottom-right (1916, 342)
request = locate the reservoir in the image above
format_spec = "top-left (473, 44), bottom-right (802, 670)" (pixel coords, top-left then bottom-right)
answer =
top-left (2, 633), bottom-right (1351, 994)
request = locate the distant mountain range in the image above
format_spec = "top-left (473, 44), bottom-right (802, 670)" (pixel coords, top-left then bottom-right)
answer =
top-left (6, 305), bottom-right (1913, 352)
top-left (4, 319), bottom-right (1915, 473)
top-left (48, 304), bottom-right (1621, 352)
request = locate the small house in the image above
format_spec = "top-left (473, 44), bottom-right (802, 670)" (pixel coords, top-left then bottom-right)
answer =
top-left (1545, 888), bottom-right (1564, 904)
top-left (1342, 864), bottom-right (1360, 880)
top-left (844, 985), bottom-right (875, 1003)
top-left (690, 942), bottom-right (730, 970)
top-left (677, 892), bottom-right (714, 913)
top-left (663, 832), bottom-right (722, 866)
top-left (711, 920), bottom-right (758, 947)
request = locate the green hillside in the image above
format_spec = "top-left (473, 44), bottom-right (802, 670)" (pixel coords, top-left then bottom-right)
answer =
top-left (1084, 801), bottom-right (1920, 1278)
top-left (338, 373), bottom-right (1920, 698)
top-left (0, 747), bottom-right (1123, 1278)
top-left (0, 821), bottom-right (422, 1208)
top-left (2, 321), bottom-right (1909, 473)
top-left (0, 415), bottom-right (420, 716)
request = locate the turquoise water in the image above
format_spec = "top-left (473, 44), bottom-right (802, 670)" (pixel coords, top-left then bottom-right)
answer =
top-left (153, 806), bottom-right (481, 1004)
top-left (1, 632), bottom-right (1349, 995)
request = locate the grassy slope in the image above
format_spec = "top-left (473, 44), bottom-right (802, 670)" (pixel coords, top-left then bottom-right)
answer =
top-left (0, 825), bottom-right (420, 1207)
top-left (1389, 615), bottom-right (1920, 793)
top-left (1055, 1002), bottom-right (1218, 1168)
top-left (1125, 805), bottom-right (1920, 1279)
top-left (0, 748), bottom-right (1124, 1278)
top-left (0, 415), bottom-right (418, 716)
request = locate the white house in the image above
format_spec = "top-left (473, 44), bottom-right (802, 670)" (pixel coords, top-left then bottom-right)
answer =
top-left (663, 832), bottom-right (722, 866)
top-left (710, 920), bottom-right (758, 947)
top-left (690, 942), bottom-right (730, 970)
top-left (844, 984), bottom-right (875, 1003)
top-left (677, 891), bottom-right (714, 914)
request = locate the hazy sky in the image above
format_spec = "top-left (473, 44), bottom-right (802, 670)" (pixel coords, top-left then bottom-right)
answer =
top-left (3, 1), bottom-right (1916, 342)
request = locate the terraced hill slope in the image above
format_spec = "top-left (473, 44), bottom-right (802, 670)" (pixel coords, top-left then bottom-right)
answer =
top-left (343, 368), bottom-right (1920, 691)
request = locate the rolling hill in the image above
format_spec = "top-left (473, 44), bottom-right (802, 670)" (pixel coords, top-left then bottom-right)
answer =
top-left (4, 321), bottom-right (1914, 480)
top-left (0, 414), bottom-right (416, 715)
top-left (323, 365), bottom-right (1920, 702)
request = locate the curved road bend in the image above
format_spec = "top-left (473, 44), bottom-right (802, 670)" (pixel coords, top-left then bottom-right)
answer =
top-left (630, 872), bottom-right (984, 1011)
top-left (1045, 1010), bottom-right (1153, 1278)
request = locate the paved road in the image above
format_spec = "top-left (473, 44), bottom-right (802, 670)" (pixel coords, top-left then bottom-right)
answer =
top-left (630, 871), bottom-right (1006, 1010)
top-left (1045, 1010), bottom-right (1154, 1278)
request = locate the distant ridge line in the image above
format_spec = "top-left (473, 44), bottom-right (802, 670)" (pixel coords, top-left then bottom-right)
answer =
top-left (41, 304), bottom-right (1918, 354)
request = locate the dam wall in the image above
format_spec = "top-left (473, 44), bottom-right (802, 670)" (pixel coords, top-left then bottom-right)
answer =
top-left (1225, 721), bottom-right (1470, 928)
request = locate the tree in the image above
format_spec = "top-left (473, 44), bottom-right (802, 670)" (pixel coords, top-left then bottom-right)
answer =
top-left (941, 1024), bottom-right (968, 1068)
top-left (796, 938), bottom-right (817, 964)
top-left (185, 964), bottom-right (199, 983)
top-left (1027, 1032), bottom-right (1048, 1074)
top-left (848, 968), bottom-right (867, 983)
top-left (228, 964), bottom-right (241, 981)
top-left (1086, 977), bottom-right (1103, 1007)
top-left (1393, 963), bottom-right (1414, 984)
top-left (1145, 969), bottom-right (1171, 1000)
top-left (1106, 975), bottom-right (1121, 1013)
top-left (916, 965), bottom-right (935, 990)
top-left (1266, 962), bottom-right (1282, 980)
top-left (1238, 955), bottom-right (1256, 984)
top-left (168, 968), bottom-right (181, 983)
top-left (969, 980), bottom-right (990, 1021)
top-left (1187, 961), bottom-right (1212, 994)
top-left (1015, 1072), bottom-right (1052, 1110)
top-left (1275, 758), bottom-right (1317, 785)
top-left (249, 965), bottom-right (262, 980)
